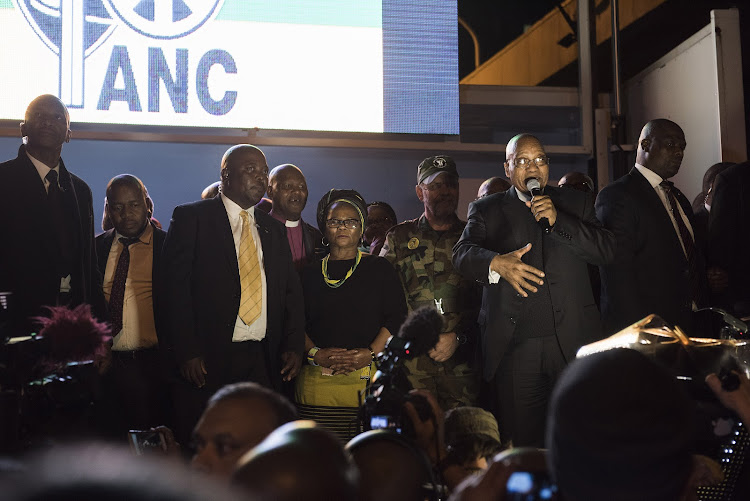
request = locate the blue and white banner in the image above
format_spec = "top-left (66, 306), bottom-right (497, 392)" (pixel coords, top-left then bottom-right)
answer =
top-left (0, 0), bottom-right (458, 134)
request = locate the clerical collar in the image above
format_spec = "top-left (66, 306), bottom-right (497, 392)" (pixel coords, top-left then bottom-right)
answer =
top-left (269, 210), bottom-right (300, 227)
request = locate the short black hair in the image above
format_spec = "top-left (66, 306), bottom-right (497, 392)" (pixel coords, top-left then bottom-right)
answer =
top-left (208, 382), bottom-right (298, 426)
top-left (105, 174), bottom-right (148, 201)
top-left (367, 201), bottom-right (397, 224)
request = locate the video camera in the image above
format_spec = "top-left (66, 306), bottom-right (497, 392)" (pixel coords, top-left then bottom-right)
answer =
top-left (359, 306), bottom-right (443, 438)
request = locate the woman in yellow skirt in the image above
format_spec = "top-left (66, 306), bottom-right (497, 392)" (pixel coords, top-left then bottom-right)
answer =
top-left (295, 189), bottom-right (406, 441)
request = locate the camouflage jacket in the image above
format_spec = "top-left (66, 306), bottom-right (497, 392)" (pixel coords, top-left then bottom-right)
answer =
top-left (380, 214), bottom-right (480, 348)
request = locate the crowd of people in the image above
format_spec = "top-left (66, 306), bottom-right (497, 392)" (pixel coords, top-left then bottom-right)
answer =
top-left (1, 93), bottom-right (749, 500)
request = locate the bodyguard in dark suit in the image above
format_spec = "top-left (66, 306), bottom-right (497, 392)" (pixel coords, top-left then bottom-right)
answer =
top-left (596, 119), bottom-right (707, 336)
top-left (453, 134), bottom-right (615, 447)
top-left (95, 174), bottom-right (167, 434)
top-left (267, 163), bottom-right (326, 272)
top-left (162, 144), bottom-right (305, 443)
top-left (0, 94), bottom-right (105, 334)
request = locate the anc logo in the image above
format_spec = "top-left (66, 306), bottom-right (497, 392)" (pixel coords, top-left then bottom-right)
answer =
top-left (14, 0), bottom-right (225, 109)
top-left (104, 0), bottom-right (224, 39)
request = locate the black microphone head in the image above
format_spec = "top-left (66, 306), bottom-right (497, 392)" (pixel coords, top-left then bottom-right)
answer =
top-left (396, 306), bottom-right (444, 357)
top-left (525, 178), bottom-right (542, 193)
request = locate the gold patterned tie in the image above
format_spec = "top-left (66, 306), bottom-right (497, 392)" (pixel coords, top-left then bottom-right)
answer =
top-left (238, 211), bottom-right (262, 325)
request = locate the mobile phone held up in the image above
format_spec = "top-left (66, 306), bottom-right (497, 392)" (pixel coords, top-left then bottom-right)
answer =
top-left (128, 429), bottom-right (167, 455)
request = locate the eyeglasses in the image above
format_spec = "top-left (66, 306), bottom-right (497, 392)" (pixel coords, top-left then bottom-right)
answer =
top-left (508, 155), bottom-right (550, 168)
top-left (326, 218), bottom-right (361, 229)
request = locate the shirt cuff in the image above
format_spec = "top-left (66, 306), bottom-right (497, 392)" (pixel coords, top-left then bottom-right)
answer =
top-left (488, 266), bottom-right (501, 284)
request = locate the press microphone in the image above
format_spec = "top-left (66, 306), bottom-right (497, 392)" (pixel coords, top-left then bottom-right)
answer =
top-left (525, 178), bottom-right (551, 233)
top-left (396, 306), bottom-right (444, 357)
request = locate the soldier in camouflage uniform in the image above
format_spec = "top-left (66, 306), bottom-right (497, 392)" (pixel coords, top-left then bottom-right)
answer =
top-left (380, 155), bottom-right (480, 410)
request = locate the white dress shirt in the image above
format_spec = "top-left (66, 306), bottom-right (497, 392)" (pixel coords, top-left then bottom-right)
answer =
top-left (221, 193), bottom-right (268, 342)
top-left (634, 164), bottom-right (695, 258)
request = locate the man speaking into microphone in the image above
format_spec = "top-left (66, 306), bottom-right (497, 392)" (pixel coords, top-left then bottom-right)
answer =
top-left (452, 133), bottom-right (615, 447)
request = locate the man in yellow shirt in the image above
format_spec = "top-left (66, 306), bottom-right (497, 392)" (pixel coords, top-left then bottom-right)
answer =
top-left (96, 174), bottom-right (167, 435)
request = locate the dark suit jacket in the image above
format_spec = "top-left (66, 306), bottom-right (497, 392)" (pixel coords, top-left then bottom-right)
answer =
top-left (708, 161), bottom-right (750, 314)
top-left (0, 145), bottom-right (105, 332)
top-left (161, 196), bottom-right (305, 390)
top-left (453, 186), bottom-right (615, 380)
top-left (596, 167), bottom-right (707, 335)
top-left (95, 223), bottom-right (166, 341)
top-left (302, 220), bottom-right (326, 265)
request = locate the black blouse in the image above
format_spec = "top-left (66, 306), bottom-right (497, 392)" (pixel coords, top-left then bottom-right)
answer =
top-left (301, 254), bottom-right (407, 349)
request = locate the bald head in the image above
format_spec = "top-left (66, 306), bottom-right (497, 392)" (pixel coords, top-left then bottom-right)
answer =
top-left (504, 133), bottom-right (549, 193)
top-left (21, 94), bottom-right (71, 163)
top-left (24, 94), bottom-right (70, 123)
top-left (267, 163), bottom-right (308, 221)
top-left (347, 432), bottom-right (432, 501)
top-left (221, 144), bottom-right (266, 171)
top-left (106, 174), bottom-right (147, 200)
top-left (220, 144), bottom-right (269, 209)
top-left (558, 171), bottom-right (594, 193)
top-left (477, 177), bottom-right (511, 199)
top-left (201, 181), bottom-right (221, 200)
top-left (233, 422), bottom-right (358, 501)
top-left (636, 119), bottom-right (686, 180)
top-left (506, 133), bottom-right (543, 159)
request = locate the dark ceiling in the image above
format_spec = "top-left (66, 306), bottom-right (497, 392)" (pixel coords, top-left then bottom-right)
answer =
top-left (458, 0), bottom-right (750, 148)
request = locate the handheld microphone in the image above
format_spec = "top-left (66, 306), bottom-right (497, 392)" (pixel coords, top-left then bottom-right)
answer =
top-left (525, 178), bottom-right (551, 233)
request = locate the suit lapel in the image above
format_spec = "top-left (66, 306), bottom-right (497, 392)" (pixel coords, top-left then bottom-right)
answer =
top-left (505, 187), bottom-right (532, 250)
top-left (630, 168), bottom-right (687, 261)
top-left (16, 150), bottom-right (58, 258)
top-left (210, 196), bottom-right (240, 276)
top-left (58, 160), bottom-right (83, 242)
top-left (255, 211), bottom-right (273, 275)
top-left (301, 220), bottom-right (313, 257)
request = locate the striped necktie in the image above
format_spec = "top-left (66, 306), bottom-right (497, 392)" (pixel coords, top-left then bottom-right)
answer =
top-left (660, 181), bottom-right (700, 304)
top-left (238, 211), bottom-right (262, 325)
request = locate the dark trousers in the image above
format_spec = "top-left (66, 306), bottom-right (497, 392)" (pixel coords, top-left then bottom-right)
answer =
top-left (171, 340), bottom-right (272, 447)
top-left (493, 336), bottom-right (567, 448)
top-left (98, 347), bottom-right (169, 438)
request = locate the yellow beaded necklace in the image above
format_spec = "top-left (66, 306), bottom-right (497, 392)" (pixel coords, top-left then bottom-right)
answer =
top-left (322, 249), bottom-right (362, 288)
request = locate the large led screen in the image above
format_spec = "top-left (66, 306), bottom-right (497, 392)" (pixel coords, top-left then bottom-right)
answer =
top-left (0, 0), bottom-right (458, 134)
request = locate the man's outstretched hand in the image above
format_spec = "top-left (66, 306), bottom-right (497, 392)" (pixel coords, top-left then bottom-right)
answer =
top-left (490, 243), bottom-right (545, 298)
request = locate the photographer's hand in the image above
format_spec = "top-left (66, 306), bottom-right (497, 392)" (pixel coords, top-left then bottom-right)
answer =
top-left (448, 460), bottom-right (514, 501)
top-left (403, 389), bottom-right (446, 466)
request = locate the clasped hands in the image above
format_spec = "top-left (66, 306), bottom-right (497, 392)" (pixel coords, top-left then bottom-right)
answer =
top-left (314, 347), bottom-right (372, 375)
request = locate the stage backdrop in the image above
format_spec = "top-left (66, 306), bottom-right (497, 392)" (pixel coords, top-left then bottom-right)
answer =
top-left (0, 0), bottom-right (459, 135)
